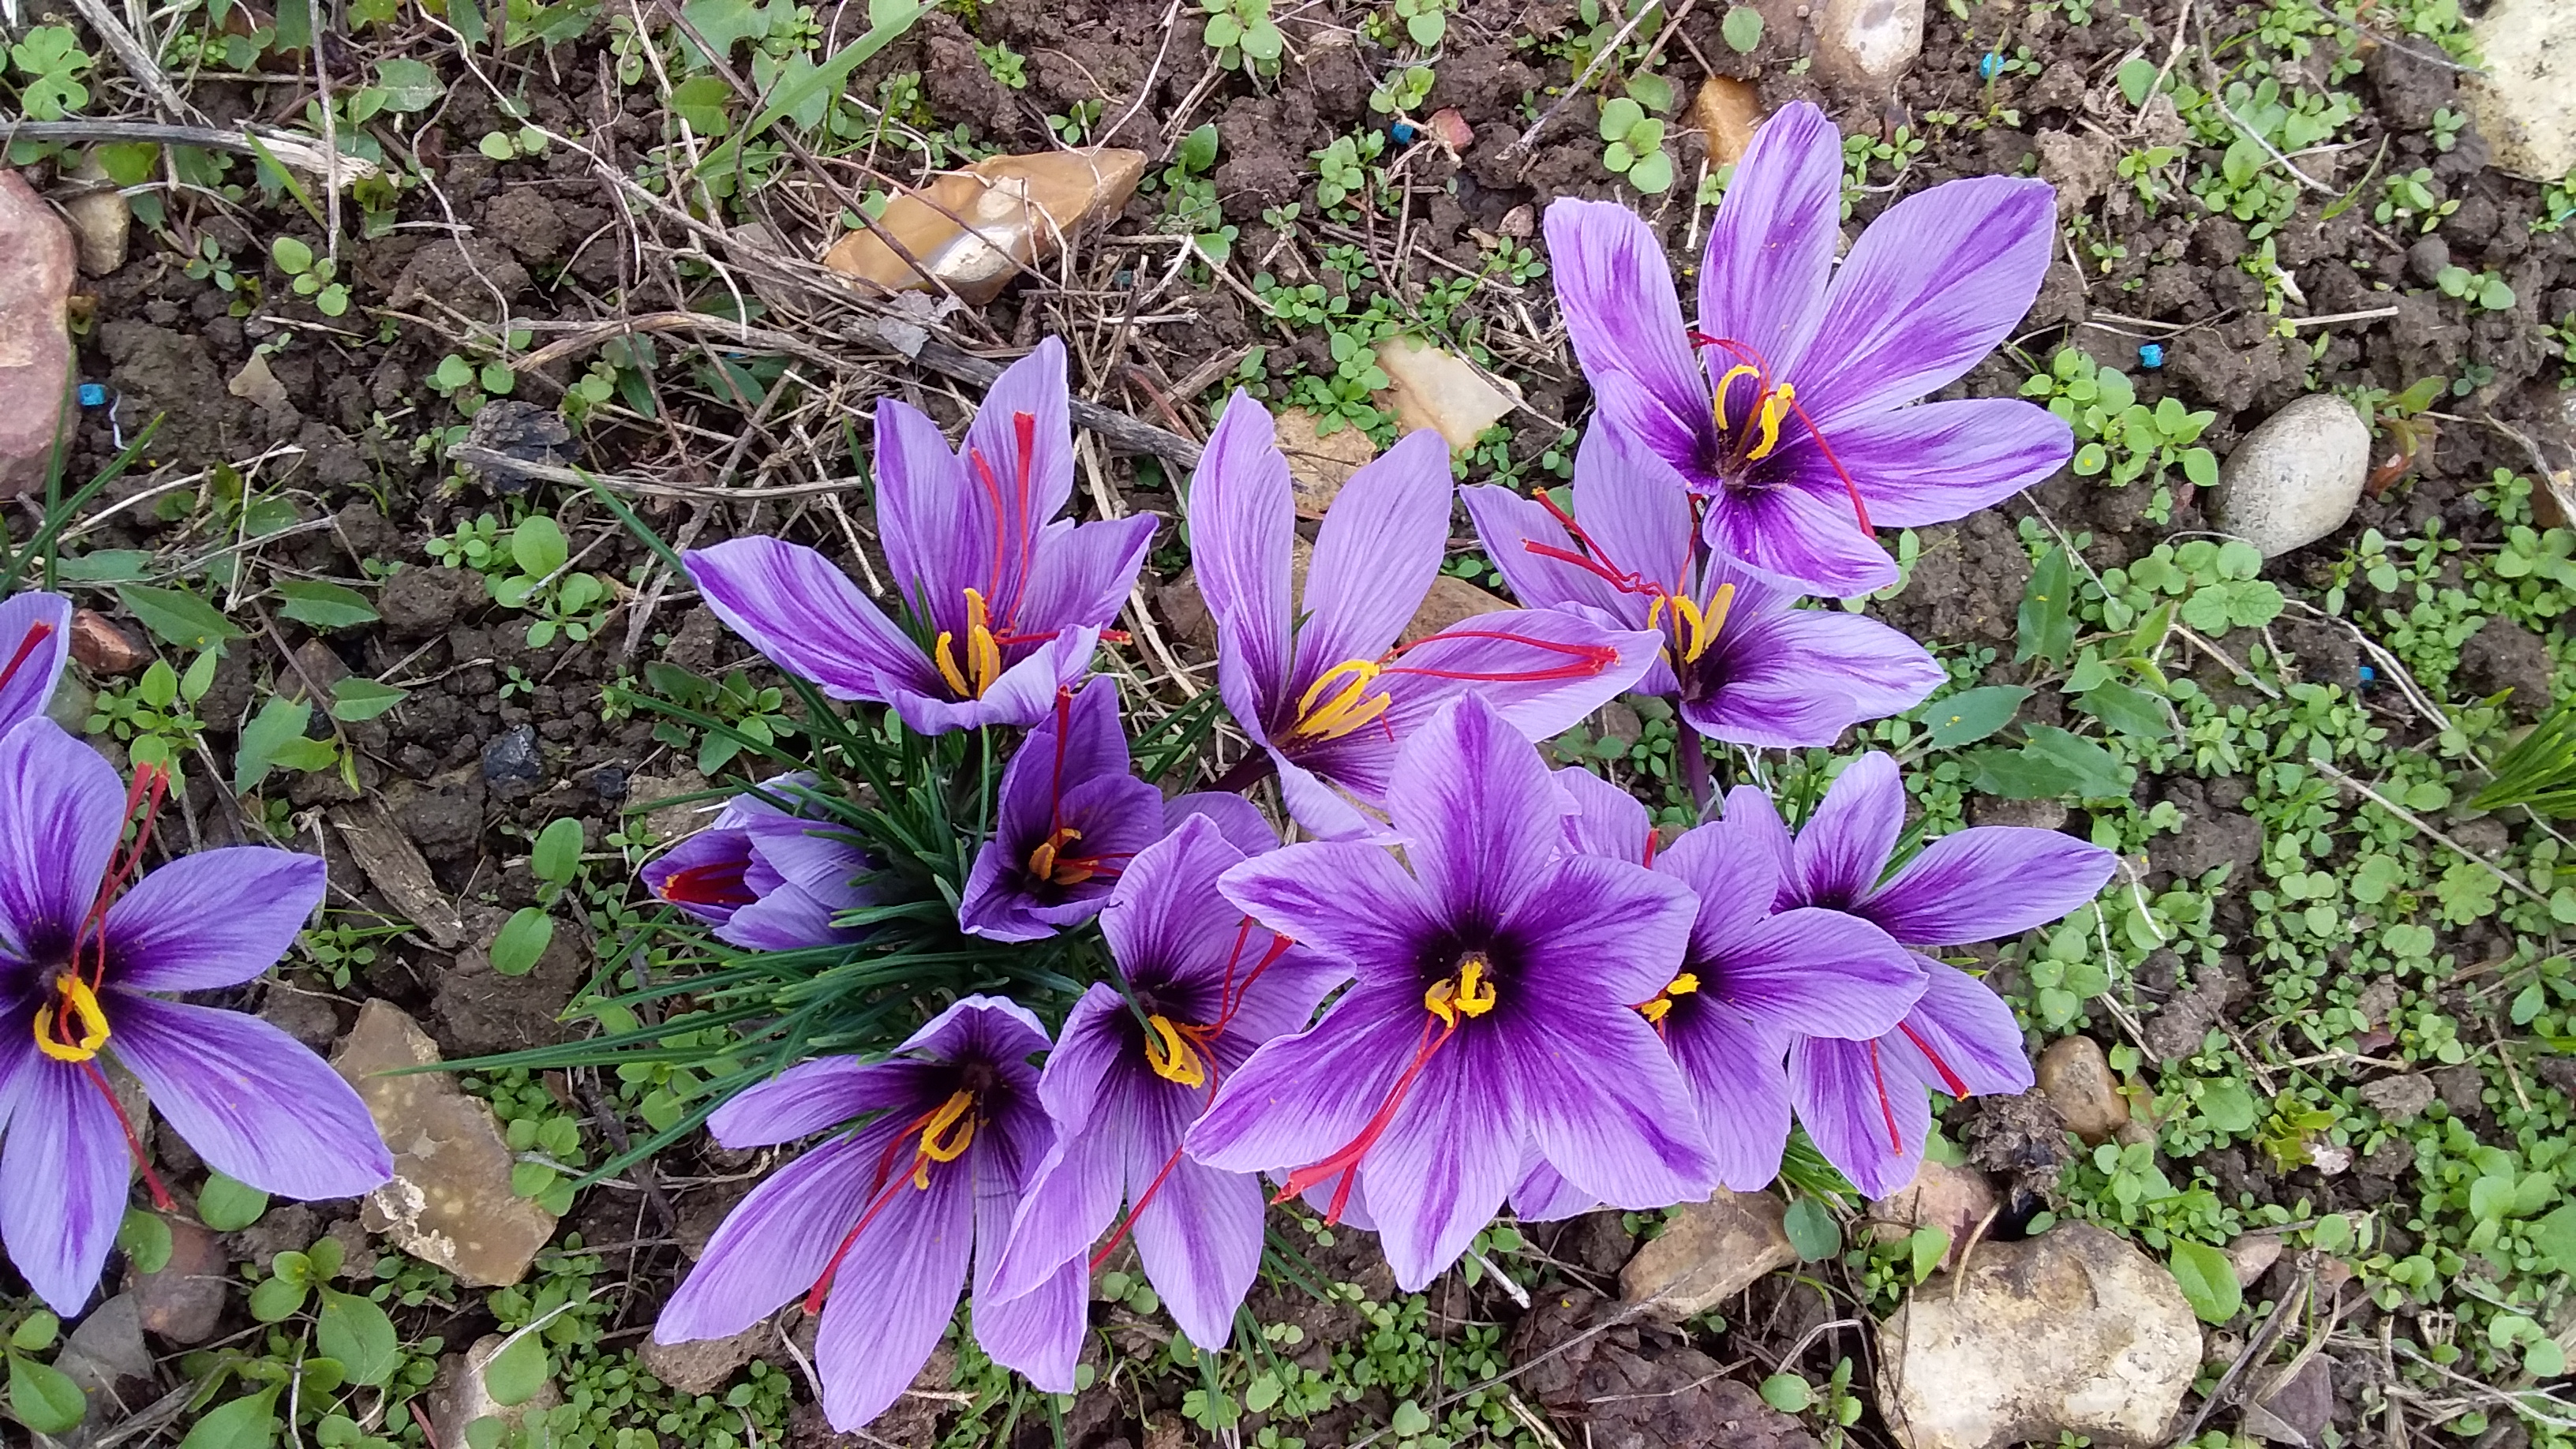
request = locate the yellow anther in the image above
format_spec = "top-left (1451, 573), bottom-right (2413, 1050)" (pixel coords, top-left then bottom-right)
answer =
top-left (33, 975), bottom-right (110, 1063)
top-left (1142, 1015), bottom-right (1207, 1088)
top-left (932, 589), bottom-right (1004, 700)
top-left (1712, 365), bottom-right (1762, 430)
top-left (1425, 954), bottom-right (1498, 1028)
top-left (1290, 658), bottom-right (1394, 743)
top-left (1746, 384), bottom-right (1796, 462)
top-left (1637, 971), bottom-right (1701, 1026)
top-left (910, 1089), bottom-right (978, 1187)
top-left (1028, 827), bottom-right (1094, 886)
top-left (1668, 582), bottom-right (1739, 665)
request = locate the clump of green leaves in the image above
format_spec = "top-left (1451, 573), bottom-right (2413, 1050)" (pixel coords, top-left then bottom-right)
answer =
top-left (87, 649), bottom-right (216, 782)
top-left (1369, 62), bottom-right (1435, 114)
top-left (2435, 264), bottom-right (2515, 312)
top-left (2472, 695), bottom-right (2576, 817)
top-left (8, 25), bottom-right (92, 119)
top-left (1203, 0), bottom-right (1284, 73)
top-left (638, 663), bottom-right (803, 775)
top-left (1598, 73), bottom-right (1676, 195)
top-left (2021, 347), bottom-right (2217, 522)
top-left (1311, 130), bottom-right (1386, 214)
top-left (270, 237), bottom-right (353, 316)
top-left (489, 515), bottom-right (612, 647)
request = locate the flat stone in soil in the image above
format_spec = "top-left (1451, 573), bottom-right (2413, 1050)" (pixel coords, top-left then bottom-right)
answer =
top-left (0, 172), bottom-right (77, 498)
top-left (128, 1214), bottom-right (230, 1345)
top-left (2453, 615), bottom-right (2558, 720)
top-left (1618, 1187), bottom-right (1795, 1321)
top-left (2212, 395), bottom-right (2370, 558)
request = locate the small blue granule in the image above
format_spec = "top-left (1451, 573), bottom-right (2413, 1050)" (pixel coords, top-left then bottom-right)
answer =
top-left (2138, 342), bottom-right (2166, 369)
top-left (1391, 122), bottom-right (1417, 144)
top-left (77, 383), bottom-right (107, 406)
top-left (1978, 53), bottom-right (2002, 80)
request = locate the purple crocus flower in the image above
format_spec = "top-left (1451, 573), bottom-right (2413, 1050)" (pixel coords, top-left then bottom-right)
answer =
top-left (1546, 102), bottom-right (2072, 597)
top-left (1551, 767), bottom-right (1923, 1189)
top-left (958, 680), bottom-right (1275, 942)
top-left (641, 774), bottom-right (887, 952)
top-left (1187, 695), bottom-right (1717, 1290)
top-left (685, 339), bottom-right (1158, 735)
top-left (653, 996), bottom-right (1085, 1432)
top-left (1464, 421), bottom-right (1942, 748)
top-left (0, 591), bottom-right (70, 734)
top-left (1187, 393), bottom-right (1661, 838)
top-left (1739, 753), bottom-right (2114, 1196)
top-left (0, 719), bottom-right (391, 1315)
top-left (987, 814), bottom-right (1342, 1349)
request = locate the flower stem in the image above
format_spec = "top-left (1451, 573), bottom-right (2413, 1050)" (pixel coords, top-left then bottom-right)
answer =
top-left (1680, 731), bottom-right (1712, 816)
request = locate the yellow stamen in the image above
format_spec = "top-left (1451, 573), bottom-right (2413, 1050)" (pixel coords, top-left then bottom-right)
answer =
top-left (1143, 1015), bottom-right (1207, 1088)
top-left (1424, 953), bottom-right (1498, 1028)
top-left (911, 1089), bottom-right (978, 1188)
top-left (1712, 365), bottom-right (1762, 430)
top-left (1746, 384), bottom-right (1796, 462)
top-left (1637, 972), bottom-right (1701, 1026)
top-left (932, 589), bottom-right (1004, 700)
top-left (34, 975), bottom-right (110, 1063)
top-left (1668, 582), bottom-right (1739, 665)
top-left (1028, 826), bottom-right (1094, 886)
top-left (1290, 658), bottom-right (1394, 743)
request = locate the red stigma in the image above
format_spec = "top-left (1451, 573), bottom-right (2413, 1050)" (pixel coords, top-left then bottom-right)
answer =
top-left (0, 620), bottom-right (58, 696)
top-left (1866, 1039), bottom-right (1904, 1155)
top-left (1275, 1016), bottom-right (1457, 1222)
top-left (1896, 1020), bottom-right (1971, 1099)
top-left (1380, 629), bottom-right (1619, 687)
top-left (1689, 333), bottom-right (1874, 539)
top-left (657, 859), bottom-right (755, 908)
top-left (83, 1058), bottom-right (173, 1211)
top-left (72, 765), bottom-right (168, 988)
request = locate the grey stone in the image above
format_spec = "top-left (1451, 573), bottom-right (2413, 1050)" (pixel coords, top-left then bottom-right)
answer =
top-left (641, 1324), bottom-right (766, 1395)
top-left (2361, 1073), bottom-right (2437, 1124)
top-left (481, 724), bottom-right (544, 786)
top-left (1813, 0), bottom-right (1925, 95)
top-left (430, 1334), bottom-right (564, 1449)
top-left (1618, 1189), bottom-right (1795, 1321)
top-left (2462, 0), bottom-right (2576, 180)
top-left (331, 1001), bottom-right (559, 1286)
top-left (1877, 1224), bottom-right (2200, 1449)
top-left (2214, 395), bottom-right (2370, 558)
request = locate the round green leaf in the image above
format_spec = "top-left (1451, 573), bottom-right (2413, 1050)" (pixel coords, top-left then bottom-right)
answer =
top-left (9, 1352), bottom-right (85, 1436)
top-left (317, 1290), bottom-right (399, 1387)
top-left (1758, 1372), bottom-right (1813, 1413)
top-left (1782, 1196), bottom-right (1839, 1261)
top-left (531, 817), bottom-right (585, 886)
top-left (489, 908), bottom-right (554, 977)
top-left (2167, 1240), bottom-right (2241, 1323)
top-left (1599, 96), bottom-right (1644, 139)
top-left (1720, 5), bottom-right (1763, 51)
top-left (1627, 147), bottom-right (1675, 194)
top-left (481, 1334), bottom-right (549, 1408)
top-left (197, 1170), bottom-right (268, 1231)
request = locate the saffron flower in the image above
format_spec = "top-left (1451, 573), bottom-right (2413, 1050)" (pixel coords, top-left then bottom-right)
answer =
top-left (959, 680), bottom-right (1275, 943)
top-left (654, 996), bottom-right (1085, 1432)
top-left (641, 775), bottom-right (888, 952)
top-left (1552, 767), bottom-right (1924, 1189)
top-left (0, 719), bottom-right (392, 1315)
top-left (1463, 421), bottom-right (1942, 748)
top-left (1188, 695), bottom-right (1717, 1290)
top-left (686, 339), bottom-right (1158, 735)
top-left (0, 590), bottom-right (70, 735)
top-left (1546, 102), bottom-right (2072, 597)
top-left (1743, 753), bottom-right (2115, 1196)
top-left (988, 815), bottom-right (1342, 1349)
top-left (1187, 392), bottom-right (1661, 837)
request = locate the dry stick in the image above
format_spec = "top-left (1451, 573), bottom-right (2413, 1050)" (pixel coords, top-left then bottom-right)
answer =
top-left (2, 119), bottom-right (381, 179)
top-left (2311, 758), bottom-right (2548, 905)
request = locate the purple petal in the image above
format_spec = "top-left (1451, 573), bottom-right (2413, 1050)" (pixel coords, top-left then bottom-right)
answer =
top-left (1105, 817), bottom-right (1341, 1038)
top-left (1699, 475), bottom-right (1898, 598)
top-left (1567, 419), bottom-right (1696, 601)
top-left (640, 826), bottom-right (752, 927)
top-left (1657, 811), bottom-right (1784, 949)
top-left (1790, 753), bottom-right (1904, 909)
top-left (1678, 674), bottom-right (1864, 751)
top-left (1774, 397), bottom-right (2072, 530)
top-left (0, 721), bottom-right (122, 962)
top-left (1721, 784), bottom-right (1796, 894)
top-left (109, 996), bottom-right (391, 1199)
top-left (1697, 102), bottom-right (1843, 379)
top-left (1460, 484), bottom-right (1645, 623)
top-left (1122, 1081), bottom-right (1264, 1350)
top-left (961, 338), bottom-right (1077, 560)
top-left (963, 773), bottom-right (1163, 942)
top-left (708, 1057), bottom-right (944, 1148)
top-left (1507, 852), bottom-right (1699, 1013)
top-left (1797, 177), bottom-right (2058, 430)
top-left (1354, 1028), bottom-right (1522, 1290)
top-left (1543, 200), bottom-right (1715, 469)
top-left (882, 628), bottom-right (1100, 736)
top-left (872, 395), bottom-right (970, 608)
top-left (1589, 372), bottom-right (1721, 493)
top-left (1009, 514), bottom-right (1159, 641)
top-left (971, 1252), bottom-right (1087, 1391)
top-left (716, 883), bottom-right (867, 952)
top-left (1664, 1000), bottom-right (1794, 1190)
top-left (1294, 429), bottom-right (1453, 683)
top-left (686, 538), bottom-right (938, 702)
top-left (1711, 605), bottom-right (1945, 725)
top-left (1695, 907), bottom-right (1923, 1039)
top-left (990, 998), bottom-right (1129, 1302)
top-left (0, 592), bottom-right (70, 738)
top-left (1885, 960), bottom-right (2034, 1099)
top-left (1553, 766), bottom-right (1653, 865)
top-left (1383, 695), bottom-right (1564, 938)
top-left (107, 848), bottom-right (322, 992)
top-left (1187, 979), bottom-right (1426, 1176)
top-left (811, 1163), bottom-right (975, 1431)
top-left (1509, 1148), bottom-right (1601, 1222)
top-left (1509, 998), bottom-right (1719, 1211)
top-left (657, 1136), bottom-right (878, 1341)
top-left (1860, 827), bottom-right (2114, 948)
top-left (1787, 1035), bottom-right (1929, 1200)
top-left (1163, 792), bottom-right (1278, 858)
top-left (1219, 844), bottom-right (1440, 975)
top-left (991, 678), bottom-right (1131, 855)
top-left (1189, 395), bottom-right (1298, 730)
top-left (0, 1051), bottom-right (127, 1315)
top-left (1271, 754), bottom-right (1384, 841)
top-left (899, 994), bottom-right (1054, 1063)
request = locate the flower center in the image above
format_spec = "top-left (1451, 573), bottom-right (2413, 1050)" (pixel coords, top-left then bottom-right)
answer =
top-left (1026, 826), bottom-right (1099, 886)
top-left (1423, 952), bottom-right (1497, 1028)
top-left (1141, 1014), bottom-right (1208, 1087)
top-left (1690, 331), bottom-right (1874, 535)
top-left (656, 857), bottom-right (755, 908)
top-left (1288, 659), bottom-right (1395, 744)
top-left (1635, 970), bottom-right (1699, 1028)
top-left (1712, 365), bottom-right (1799, 463)
top-left (32, 972), bottom-right (110, 1062)
top-left (932, 587), bottom-right (1006, 701)
top-left (1645, 585), bottom-right (1739, 667)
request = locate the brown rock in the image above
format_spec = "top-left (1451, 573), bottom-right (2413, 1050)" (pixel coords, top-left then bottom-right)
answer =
top-left (228, 353), bottom-right (294, 416)
top-left (1619, 1188), bottom-right (1795, 1320)
top-left (2225, 1232), bottom-right (2283, 1288)
top-left (0, 171), bottom-right (77, 498)
top-left (63, 156), bottom-right (129, 278)
top-left (70, 609), bottom-right (148, 675)
top-left (641, 1324), bottom-right (766, 1395)
top-left (2037, 1036), bottom-right (2130, 1146)
top-left (1276, 408), bottom-right (1377, 519)
top-left (128, 1215), bottom-right (230, 1345)
top-left (1690, 77), bottom-right (1764, 166)
top-left (331, 799), bottom-right (466, 948)
top-left (1867, 1159), bottom-right (2000, 1271)
top-left (1400, 575), bottom-right (1515, 648)
top-left (1814, 0), bottom-right (1926, 95)
top-left (1374, 337), bottom-right (1521, 455)
top-left (1426, 107), bottom-right (1475, 152)
top-left (331, 1001), bottom-right (559, 1286)
top-left (824, 148), bottom-right (1146, 305)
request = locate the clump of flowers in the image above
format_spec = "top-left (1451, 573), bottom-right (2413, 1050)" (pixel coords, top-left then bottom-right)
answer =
top-left (452, 102), bottom-right (2106, 1436)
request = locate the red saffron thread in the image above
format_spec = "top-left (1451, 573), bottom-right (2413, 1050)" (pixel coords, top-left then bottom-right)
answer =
top-left (1896, 1020), bottom-right (1971, 1099)
top-left (1866, 1039), bottom-right (1904, 1155)
top-left (1686, 333), bottom-right (1874, 537)
top-left (1275, 1016), bottom-right (1458, 1222)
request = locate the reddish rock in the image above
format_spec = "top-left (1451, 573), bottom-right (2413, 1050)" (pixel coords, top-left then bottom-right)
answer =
top-left (1427, 107), bottom-right (1475, 152)
top-left (128, 1215), bottom-right (229, 1344)
top-left (71, 608), bottom-right (148, 675)
top-left (0, 173), bottom-right (77, 498)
